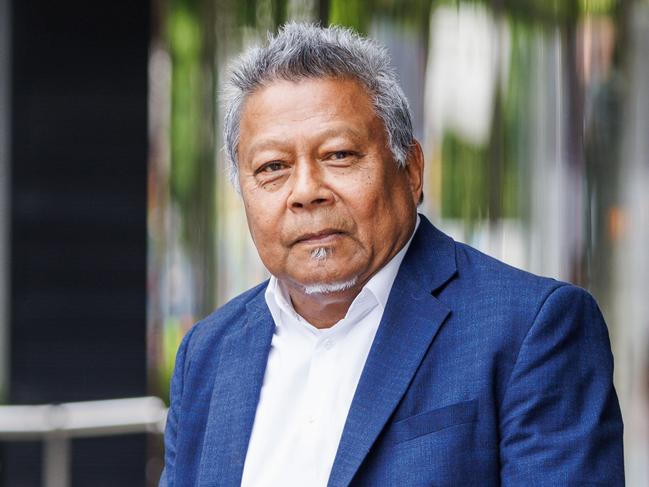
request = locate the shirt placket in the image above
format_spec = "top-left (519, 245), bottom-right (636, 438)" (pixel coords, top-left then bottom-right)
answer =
top-left (297, 331), bottom-right (337, 485)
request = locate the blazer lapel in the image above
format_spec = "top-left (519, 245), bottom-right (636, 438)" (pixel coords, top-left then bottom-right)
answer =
top-left (328, 216), bottom-right (457, 487)
top-left (198, 291), bottom-right (275, 487)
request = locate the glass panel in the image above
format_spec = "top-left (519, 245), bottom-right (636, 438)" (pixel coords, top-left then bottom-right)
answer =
top-left (149, 1), bottom-right (649, 482)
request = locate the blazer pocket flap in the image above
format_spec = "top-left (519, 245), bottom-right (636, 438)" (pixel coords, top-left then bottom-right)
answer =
top-left (386, 399), bottom-right (478, 444)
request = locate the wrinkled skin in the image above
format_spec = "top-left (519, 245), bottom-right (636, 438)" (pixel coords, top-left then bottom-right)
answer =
top-left (237, 78), bottom-right (424, 327)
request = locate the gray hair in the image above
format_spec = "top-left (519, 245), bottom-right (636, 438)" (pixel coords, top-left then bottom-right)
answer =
top-left (222, 22), bottom-right (414, 190)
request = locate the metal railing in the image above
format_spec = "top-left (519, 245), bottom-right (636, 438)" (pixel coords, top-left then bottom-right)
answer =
top-left (0, 396), bottom-right (168, 487)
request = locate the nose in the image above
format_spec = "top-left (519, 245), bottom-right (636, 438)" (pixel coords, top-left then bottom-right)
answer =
top-left (286, 160), bottom-right (334, 210)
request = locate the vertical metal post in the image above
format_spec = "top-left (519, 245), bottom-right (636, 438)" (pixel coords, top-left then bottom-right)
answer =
top-left (0, 0), bottom-right (12, 404)
top-left (43, 436), bottom-right (70, 487)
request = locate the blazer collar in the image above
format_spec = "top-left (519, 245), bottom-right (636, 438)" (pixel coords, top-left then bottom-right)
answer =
top-left (198, 292), bottom-right (275, 487)
top-left (327, 215), bottom-right (457, 487)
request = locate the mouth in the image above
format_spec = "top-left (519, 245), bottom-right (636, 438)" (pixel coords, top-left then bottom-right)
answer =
top-left (293, 229), bottom-right (345, 246)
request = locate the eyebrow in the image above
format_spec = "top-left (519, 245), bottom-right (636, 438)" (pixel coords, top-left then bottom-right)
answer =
top-left (245, 126), bottom-right (366, 155)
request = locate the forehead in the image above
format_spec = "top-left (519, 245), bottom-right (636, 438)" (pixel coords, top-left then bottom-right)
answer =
top-left (238, 77), bottom-right (383, 153)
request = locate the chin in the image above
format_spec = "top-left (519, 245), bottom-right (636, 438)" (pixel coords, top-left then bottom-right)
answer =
top-left (301, 276), bottom-right (359, 295)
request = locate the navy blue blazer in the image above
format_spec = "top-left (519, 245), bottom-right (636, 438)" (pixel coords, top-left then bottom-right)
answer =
top-left (161, 215), bottom-right (624, 486)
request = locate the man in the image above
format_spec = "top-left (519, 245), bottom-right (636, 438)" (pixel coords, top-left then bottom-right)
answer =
top-left (161, 23), bottom-right (624, 486)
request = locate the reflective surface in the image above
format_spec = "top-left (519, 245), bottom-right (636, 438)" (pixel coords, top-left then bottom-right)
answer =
top-left (149, 1), bottom-right (649, 482)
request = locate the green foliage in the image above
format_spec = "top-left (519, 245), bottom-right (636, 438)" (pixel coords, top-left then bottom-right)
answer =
top-left (579, 0), bottom-right (617, 15)
top-left (500, 20), bottom-right (537, 222)
top-left (168, 3), bottom-right (203, 210)
top-left (329, 0), bottom-right (371, 32)
top-left (271, 0), bottom-right (287, 26)
top-left (441, 133), bottom-right (489, 222)
top-left (159, 318), bottom-right (186, 405)
top-left (329, 0), bottom-right (434, 29)
top-left (502, 0), bottom-right (580, 25)
top-left (234, 0), bottom-right (289, 28)
top-left (435, 0), bottom-right (586, 25)
top-left (237, 0), bottom-right (258, 27)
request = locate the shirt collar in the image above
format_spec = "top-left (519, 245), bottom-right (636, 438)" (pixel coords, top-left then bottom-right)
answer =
top-left (364, 214), bottom-right (420, 311)
top-left (265, 215), bottom-right (420, 329)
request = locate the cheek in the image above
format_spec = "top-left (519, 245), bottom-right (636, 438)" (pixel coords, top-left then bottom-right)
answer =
top-left (247, 214), bottom-right (274, 245)
top-left (243, 199), bottom-right (271, 246)
top-left (347, 177), bottom-right (394, 219)
top-left (243, 202), bottom-right (287, 258)
top-left (334, 165), bottom-right (384, 203)
top-left (246, 219), bottom-right (286, 274)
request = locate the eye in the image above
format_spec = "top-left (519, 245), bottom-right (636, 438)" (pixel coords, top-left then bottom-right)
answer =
top-left (257, 161), bottom-right (286, 173)
top-left (327, 151), bottom-right (355, 161)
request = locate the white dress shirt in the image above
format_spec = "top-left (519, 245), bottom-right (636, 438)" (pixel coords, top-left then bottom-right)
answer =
top-left (241, 218), bottom-right (419, 487)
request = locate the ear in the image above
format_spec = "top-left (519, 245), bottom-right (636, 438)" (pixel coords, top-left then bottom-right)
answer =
top-left (404, 139), bottom-right (424, 205)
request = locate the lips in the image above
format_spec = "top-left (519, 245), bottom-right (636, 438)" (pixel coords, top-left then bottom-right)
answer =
top-left (293, 229), bottom-right (345, 245)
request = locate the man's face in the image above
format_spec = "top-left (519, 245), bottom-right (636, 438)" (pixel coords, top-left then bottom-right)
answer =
top-left (237, 77), bottom-right (423, 294)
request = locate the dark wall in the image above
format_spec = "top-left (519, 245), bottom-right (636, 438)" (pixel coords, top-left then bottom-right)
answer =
top-left (2, 1), bottom-right (149, 485)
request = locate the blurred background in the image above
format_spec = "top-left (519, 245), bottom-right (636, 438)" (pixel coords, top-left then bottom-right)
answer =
top-left (1, 0), bottom-right (648, 485)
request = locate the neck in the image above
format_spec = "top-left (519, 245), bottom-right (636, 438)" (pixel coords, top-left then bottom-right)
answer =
top-left (285, 283), bottom-right (362, 329)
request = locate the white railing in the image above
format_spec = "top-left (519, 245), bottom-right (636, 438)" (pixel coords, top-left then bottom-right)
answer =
top-left (0, 396), bottom-right (168, 487)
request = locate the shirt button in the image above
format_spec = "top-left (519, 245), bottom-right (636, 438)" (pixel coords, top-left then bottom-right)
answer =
top-left (323, 338), bottom-right (334, 350)
top-left (308, 416), bottom-right (316, 424)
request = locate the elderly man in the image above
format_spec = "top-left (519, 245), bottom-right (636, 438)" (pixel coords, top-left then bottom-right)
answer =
top-left (161, 23), bottom-right (624, 486)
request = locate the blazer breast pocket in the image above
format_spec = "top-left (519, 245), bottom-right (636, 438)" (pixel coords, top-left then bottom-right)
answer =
top-left (385, 399), bottom-right (479, 445)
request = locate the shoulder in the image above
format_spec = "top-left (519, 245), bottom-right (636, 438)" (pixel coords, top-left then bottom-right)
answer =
top-left (182, 280), bottom-right (269, 357)
top-left (451, 239), bottom-right (570, 306)
top-left (453, 238), bottom-right (602, 308)
top-left (442, 238), bottom-right (605, 353)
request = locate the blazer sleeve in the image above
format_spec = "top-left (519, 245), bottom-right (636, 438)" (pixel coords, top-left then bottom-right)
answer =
top-left (159, 326), bottom-right (195, 487)
top-left (499, 284), bottom-right (624, 485)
